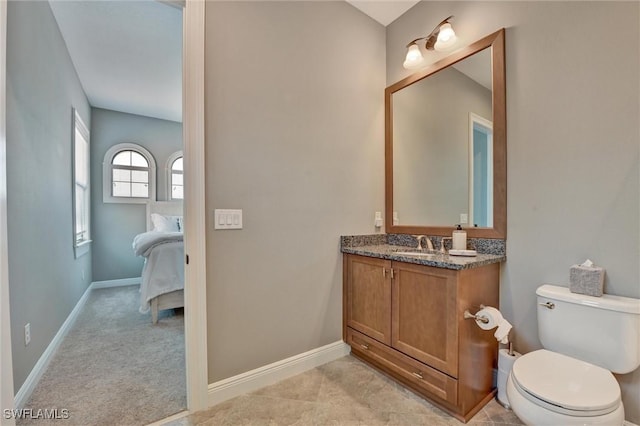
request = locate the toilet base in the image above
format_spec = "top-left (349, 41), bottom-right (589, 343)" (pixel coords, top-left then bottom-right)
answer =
top-left (506, 373), bottom-right (625, 425)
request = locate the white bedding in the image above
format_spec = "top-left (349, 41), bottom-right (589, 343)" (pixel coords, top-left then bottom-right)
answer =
top-left (133, 231), bottom-right (184, 314)
top-left (133, 231), bottom-right (183, 257)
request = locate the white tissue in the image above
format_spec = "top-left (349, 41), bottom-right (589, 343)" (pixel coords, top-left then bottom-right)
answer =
top-left (494, 321), bottom-right (512, 344)
top-left (581, 259), bottom-right (594, 268)
top-left (474, 306), bottom-right (512, 344)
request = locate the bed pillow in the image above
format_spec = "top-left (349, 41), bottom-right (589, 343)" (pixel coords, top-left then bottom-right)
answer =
top-left (151, 214), bottom-right (183, 232)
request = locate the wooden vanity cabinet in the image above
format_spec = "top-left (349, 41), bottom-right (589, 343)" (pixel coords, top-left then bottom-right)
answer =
top-left (343, 254), bottom-right (500, 423)
top-left (392, 262), bottom-right (459, 377)
top-left (345, 255), bottom-right (392, 345)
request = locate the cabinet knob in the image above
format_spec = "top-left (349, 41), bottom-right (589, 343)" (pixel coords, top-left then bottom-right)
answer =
top-left (360, 343), bottom-right (369, 350)
top-left (412, 371), bottom-right (423, 380)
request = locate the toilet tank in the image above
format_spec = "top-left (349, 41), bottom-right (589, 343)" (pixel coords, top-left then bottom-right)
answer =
top-left (537, 284), bottom-right (640, 374)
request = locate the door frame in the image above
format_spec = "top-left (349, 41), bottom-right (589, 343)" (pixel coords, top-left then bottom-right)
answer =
top-left (468, 112), bottom-right (493, 228)
top-left (182, 0), bottom-right (208, 412)
top-left (0, 0), bottom-right (16, 423)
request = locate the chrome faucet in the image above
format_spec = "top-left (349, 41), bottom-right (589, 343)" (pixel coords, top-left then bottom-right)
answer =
top-left (440, 237), bottom-right (452, 254)
top-left (413, 235), bottom-right (434, 251)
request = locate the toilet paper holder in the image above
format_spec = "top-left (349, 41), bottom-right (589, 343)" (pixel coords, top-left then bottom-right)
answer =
top-left (463, 305), bottom-right (490, 324)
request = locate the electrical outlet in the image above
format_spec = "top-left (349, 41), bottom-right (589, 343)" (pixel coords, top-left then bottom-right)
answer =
top-left (460, 213), bottom-right (468, 224)
top-left (374, 211), bottom-right (383, 228)
top-left (24, 323), bottom-right (31, 346)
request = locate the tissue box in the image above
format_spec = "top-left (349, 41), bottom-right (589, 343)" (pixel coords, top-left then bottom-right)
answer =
top-left (569, 265), bottom-right (605, 297)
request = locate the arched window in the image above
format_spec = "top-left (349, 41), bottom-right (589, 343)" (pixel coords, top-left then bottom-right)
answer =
top-left (103, 143), bottom-right (156, 203)
top-left (166, 151), bottom-right (183, 200)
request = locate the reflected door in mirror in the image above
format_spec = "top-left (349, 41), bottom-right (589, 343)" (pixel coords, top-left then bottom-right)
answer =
top-left (469, 113), bottom-right (493, 228)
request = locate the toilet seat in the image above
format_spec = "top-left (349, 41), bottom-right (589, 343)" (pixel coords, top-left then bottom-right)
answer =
top-left (511, 349), bottom-right (621, 417)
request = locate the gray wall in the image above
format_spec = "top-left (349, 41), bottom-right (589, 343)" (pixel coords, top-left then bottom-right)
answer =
top-left (90, 108), bottom-right (182, 282)
top-left (387, 1), bottom-right (639, 422)
top-left (205, 1), bottom-right (385, 382)
top-left (393, 67), bottom-right (491, 225)
top-left (6, 0), bottom-right (92, 392)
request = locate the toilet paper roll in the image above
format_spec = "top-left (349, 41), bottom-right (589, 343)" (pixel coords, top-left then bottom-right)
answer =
top-left (498, 348), bottom-right (521, 373)
top-left (497, 348), bottom-right (522, 408)
top-left (474, 306), bottom-right (503, 330)
top-left (474, 306), bottom-right (513, 344)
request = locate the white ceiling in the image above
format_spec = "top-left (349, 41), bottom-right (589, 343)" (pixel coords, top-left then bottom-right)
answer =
top-left (49, 0), bottom-right (183, 123)
top-left (48, 1), bottom-right (415, 124)
top-left (346, 1), bottom-right (420, 26)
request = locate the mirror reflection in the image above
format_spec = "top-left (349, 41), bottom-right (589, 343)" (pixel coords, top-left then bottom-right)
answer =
top-left (392, 48), bottom-right (492, 227)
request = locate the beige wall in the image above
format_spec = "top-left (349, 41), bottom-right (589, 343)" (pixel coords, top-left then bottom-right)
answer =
top-left (204, 1), bottom-right (385, 382)
top-left (387, 1), bottom-right (639, 422)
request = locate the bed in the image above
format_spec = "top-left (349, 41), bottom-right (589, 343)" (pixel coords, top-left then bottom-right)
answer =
top-left (132, 201), bottom-right (184, 323)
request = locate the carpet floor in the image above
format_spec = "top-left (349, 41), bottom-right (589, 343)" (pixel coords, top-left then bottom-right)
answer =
top-left (19, 285), bottom-right (186, 426)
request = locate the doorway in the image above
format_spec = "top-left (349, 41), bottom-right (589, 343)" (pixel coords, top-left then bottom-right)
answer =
top-left (0, 0), bottom-right (208, 421)
top-left (469, 112), bottom-right (493, 228)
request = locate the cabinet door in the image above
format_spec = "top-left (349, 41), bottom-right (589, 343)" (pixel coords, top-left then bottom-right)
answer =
top-left (392, 262), bottom-right (458, 377)
top-left (346, 255), bottom-right (392, 345)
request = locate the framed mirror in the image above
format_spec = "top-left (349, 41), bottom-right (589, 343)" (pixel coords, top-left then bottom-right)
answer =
top-left (385, 29), bottom-right (506, 239)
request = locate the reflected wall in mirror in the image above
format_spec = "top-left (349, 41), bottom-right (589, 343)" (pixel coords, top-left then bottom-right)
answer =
top-left (393, 48), bottom-right (492, 226)
top-left (385, 29), bottom-right (506, 239)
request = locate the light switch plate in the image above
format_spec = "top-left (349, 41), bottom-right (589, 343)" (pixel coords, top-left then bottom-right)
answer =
top-left (214, 209), bottom-right (243, 230)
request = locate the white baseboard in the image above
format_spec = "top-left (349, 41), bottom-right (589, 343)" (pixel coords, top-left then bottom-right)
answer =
top-left (13, 283), bottom-right (94, 409)
top-left (91, 277), bottom-right (140, 289)
top-left (149, 410), bottom-right (189, 425)
top-left (207, 340), bottom-right (350, 407)
top-left (624, 421), bottom-right (639, 426)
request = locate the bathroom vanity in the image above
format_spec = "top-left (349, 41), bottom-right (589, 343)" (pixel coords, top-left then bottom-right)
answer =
top-left (344, 27), bottom-right (508, 422)
top-left (342, 236), bottom-right (505, 422)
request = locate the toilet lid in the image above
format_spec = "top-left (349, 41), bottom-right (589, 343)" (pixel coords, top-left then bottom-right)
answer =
top-left (512, 349), bottom-right (620, 413)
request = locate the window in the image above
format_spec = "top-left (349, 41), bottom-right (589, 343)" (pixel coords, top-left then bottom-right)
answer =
top-left (103, 143), bottom-right (156, 203)
top-left (112, 150), bottom-right (150, 198)
top-left (166, 151), bottom-right (183, 200)
top-left (73, 109), bottom-right (91, 257)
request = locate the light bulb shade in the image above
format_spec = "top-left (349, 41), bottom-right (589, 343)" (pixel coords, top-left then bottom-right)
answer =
top-left (434, 23), bottom-right (456, 51)
top-left (403, 43), bottom-right (424, 69)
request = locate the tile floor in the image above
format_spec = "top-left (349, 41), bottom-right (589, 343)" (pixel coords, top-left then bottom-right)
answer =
top-left (168, 355), bottom-right (523, 425)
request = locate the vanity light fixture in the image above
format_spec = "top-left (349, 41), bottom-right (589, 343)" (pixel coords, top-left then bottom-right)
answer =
top-left (403, 15), bottom-right (457, 70)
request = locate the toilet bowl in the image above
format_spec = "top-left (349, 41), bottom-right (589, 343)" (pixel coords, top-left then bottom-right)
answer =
top-left (506, 285), bottom-right (639, 425)
top-left (506, 349), bottom-right (624, 425)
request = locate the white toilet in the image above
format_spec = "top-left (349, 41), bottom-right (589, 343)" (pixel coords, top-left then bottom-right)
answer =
top-left (507, 284), bottom-right (640, 425)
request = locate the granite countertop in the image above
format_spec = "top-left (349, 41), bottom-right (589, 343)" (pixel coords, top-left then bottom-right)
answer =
top-left (340, 235), bottom-right (506, 270)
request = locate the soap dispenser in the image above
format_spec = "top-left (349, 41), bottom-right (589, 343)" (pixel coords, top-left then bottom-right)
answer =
top-left (452, 225), bottom-right (467, 250)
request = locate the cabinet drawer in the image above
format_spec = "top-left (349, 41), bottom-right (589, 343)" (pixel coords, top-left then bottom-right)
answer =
top-left (348, 328), bottom-right (457, 405)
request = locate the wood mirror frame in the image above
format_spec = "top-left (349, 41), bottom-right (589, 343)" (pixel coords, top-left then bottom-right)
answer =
top-left (385, 28), bottom-right (506, 239)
